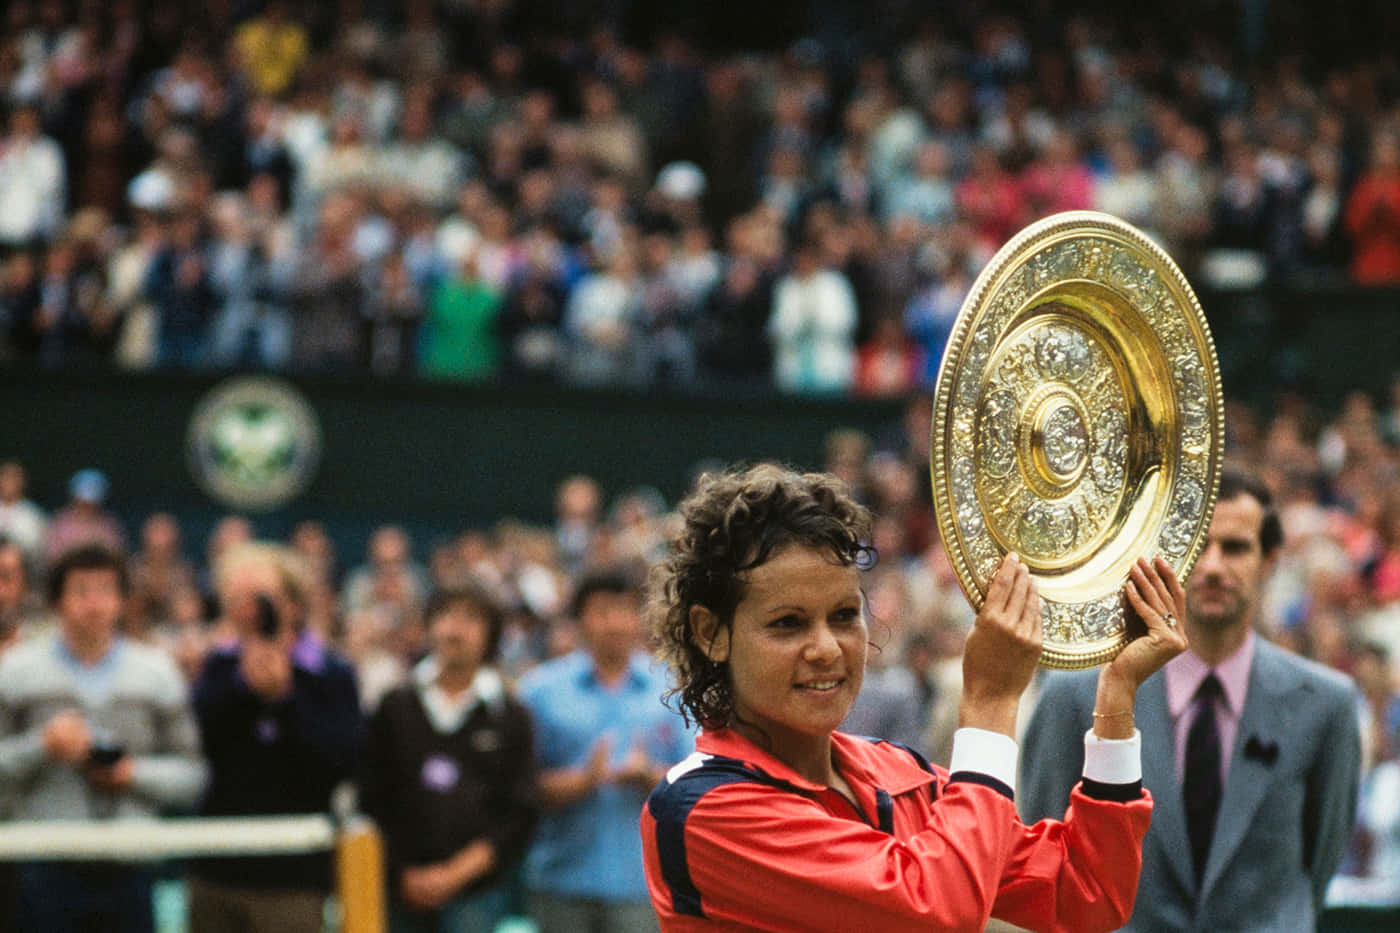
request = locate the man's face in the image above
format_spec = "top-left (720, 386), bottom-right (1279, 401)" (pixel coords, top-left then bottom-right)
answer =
top-left (1186, 494), bottom-right (1274, 631)
top-left (430, 603), bottom-right (491, 674)
top-left (9, 108), bottom-right (39, 139)
top-left (369, 529), bottom-right (409, 568)
top-left (142, 515), bottom-right (180, 556)
top-left (0, 547), bottom-right (25, 612)
top-left (57, 567), bottom-right (123, 646)
top-left (221, 560), bottom-right (293, 641)
top-left (0, 464), bottom-right (22, 502)
top-left (579, 589), bottom-right (641, 664)
top-left (557, 479), bottom-right (599, 523)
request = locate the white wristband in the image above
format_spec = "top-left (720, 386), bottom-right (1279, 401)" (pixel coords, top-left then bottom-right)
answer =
top-left (950, 727), bottom-right (1019, 794)
top-left (1082, 728), bottom-right (1142, 785)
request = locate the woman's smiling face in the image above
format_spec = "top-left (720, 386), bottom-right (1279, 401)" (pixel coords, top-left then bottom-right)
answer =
top-left (705, 545), bottom-right (867, 762)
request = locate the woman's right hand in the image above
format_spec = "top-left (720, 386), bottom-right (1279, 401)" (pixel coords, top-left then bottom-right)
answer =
top-left (960, 553), bottom-right (1042, 737)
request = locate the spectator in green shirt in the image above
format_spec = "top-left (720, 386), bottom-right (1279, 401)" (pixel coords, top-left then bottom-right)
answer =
top-left (420, 253), bottom-right (501, 382)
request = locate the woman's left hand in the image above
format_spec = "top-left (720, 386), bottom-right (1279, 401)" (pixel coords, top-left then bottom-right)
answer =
top-left (1093, 557), bottom-right (1190, 737)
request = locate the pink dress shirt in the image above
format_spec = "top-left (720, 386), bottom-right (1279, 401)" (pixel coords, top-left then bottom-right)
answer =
top-left (1164, 629), bottom-right (1256, 785)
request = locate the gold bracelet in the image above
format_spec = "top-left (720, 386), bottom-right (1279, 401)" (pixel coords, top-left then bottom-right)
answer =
top-left (1092, 710), bottom-right (1134, 719)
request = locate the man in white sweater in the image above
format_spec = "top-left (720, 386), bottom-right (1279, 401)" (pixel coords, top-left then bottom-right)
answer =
top-left (0, 544), bottom-right (206, 933)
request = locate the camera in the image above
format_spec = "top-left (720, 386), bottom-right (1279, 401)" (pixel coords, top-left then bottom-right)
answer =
top-left (255, 593), bottom-right (281, 640)
top-left (88, 729), bottom-right (126, 767)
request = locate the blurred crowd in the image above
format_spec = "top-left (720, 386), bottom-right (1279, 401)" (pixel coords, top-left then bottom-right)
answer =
top-left (3, 380), bottom-right (1400, 923)
top-left (2, 1), bottom-right (1400, 393)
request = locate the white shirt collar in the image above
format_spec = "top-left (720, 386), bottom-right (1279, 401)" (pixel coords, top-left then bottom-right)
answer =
top-left (413, 656), bottom-right (503, 734)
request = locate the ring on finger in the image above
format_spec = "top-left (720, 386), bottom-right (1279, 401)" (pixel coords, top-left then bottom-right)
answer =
top-left (1164, 613), bottom-right (1177, 627)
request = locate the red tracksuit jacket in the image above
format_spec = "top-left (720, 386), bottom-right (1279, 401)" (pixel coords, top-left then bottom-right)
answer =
top-left (641, 728), bottom-right (1151, 932)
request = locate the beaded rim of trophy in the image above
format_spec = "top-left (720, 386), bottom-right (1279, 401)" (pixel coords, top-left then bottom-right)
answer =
top-left (931, 211), bottom-right (1225, 670)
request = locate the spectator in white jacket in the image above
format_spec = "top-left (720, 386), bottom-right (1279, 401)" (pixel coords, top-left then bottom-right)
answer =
top-left (563, 246), bottom-right (642, 388)
top-left (0, 104), bottom-right (65, 249)
top-left (767, 242), bottom-right (858, 393)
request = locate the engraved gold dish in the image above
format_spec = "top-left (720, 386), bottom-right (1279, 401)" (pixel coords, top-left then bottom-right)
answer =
top-left (931, 211), bottom-right (1223, 669)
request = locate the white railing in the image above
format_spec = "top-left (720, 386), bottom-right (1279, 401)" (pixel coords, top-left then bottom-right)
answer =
top-left (0, 815), bottom-right (336, 861)
top-left (0, 815), bottom-right (384, 933)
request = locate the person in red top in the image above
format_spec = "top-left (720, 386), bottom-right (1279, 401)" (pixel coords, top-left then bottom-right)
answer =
top-left (1344, 130), bottom-right (1400, 285)
top-left (853, 315), bottom-right (924, 398)
top-left (640, 464), bottom-right (1189, 932)
top-left (956, 145), bottom-right (1026, 255)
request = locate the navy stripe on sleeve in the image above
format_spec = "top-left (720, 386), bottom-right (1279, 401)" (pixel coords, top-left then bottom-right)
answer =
top-left (948, 770), bottom-right (1015, 801)
top-left (1079, 777), bottom-right (1144, 802)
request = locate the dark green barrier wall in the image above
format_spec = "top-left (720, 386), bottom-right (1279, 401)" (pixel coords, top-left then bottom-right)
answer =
top-left (1, 367), bottom-right (907, 548)
top-left (3, 282), bottom-right (1397, 551)
top-left (1320, 907), bottom-right (1400, 933)
top-left (1200, 283), bottom-right (1400, 410)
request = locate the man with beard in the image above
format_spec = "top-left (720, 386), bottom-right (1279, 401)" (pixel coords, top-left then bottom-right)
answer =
top-left (1019, 468), bottom-right (1362, 932)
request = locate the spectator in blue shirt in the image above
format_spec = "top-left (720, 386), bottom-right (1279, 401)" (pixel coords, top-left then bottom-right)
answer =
top-left (519, 568), bottom-right (692, 933)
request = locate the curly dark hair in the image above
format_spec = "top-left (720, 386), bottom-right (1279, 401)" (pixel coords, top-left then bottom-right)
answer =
top-left (646, 463), bottom-right (875, 730)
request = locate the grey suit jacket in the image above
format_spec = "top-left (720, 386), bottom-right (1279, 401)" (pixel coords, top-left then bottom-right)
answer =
top-left (1020, 638), bottom-right (1361, 933)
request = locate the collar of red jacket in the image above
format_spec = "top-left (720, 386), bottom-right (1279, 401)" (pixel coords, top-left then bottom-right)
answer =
top-left (696, 728), bottom-right (937, 797)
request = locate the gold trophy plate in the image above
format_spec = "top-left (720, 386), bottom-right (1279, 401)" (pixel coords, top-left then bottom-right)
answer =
top-left (931, 211), bottom-right (1223, 669)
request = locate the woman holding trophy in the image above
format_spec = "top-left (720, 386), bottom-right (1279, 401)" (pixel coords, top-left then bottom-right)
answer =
top-left (640, 463), bottom-right (1188, 932)
top-left (639, 211), bottom-right (1224, 931)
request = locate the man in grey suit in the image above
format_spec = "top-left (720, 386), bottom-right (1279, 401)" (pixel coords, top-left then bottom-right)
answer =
top-left (1020, 467), bottom-right (1362, 933)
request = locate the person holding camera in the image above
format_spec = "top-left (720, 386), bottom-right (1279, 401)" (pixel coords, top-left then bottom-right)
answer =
top-left (0, 544), bottom-right (207, 933)
top-left (187, 542), bottom-right (363, 933)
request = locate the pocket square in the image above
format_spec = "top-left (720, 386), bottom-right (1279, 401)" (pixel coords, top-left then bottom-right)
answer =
top-left (1244, 735), bottom-right (1279, 765)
